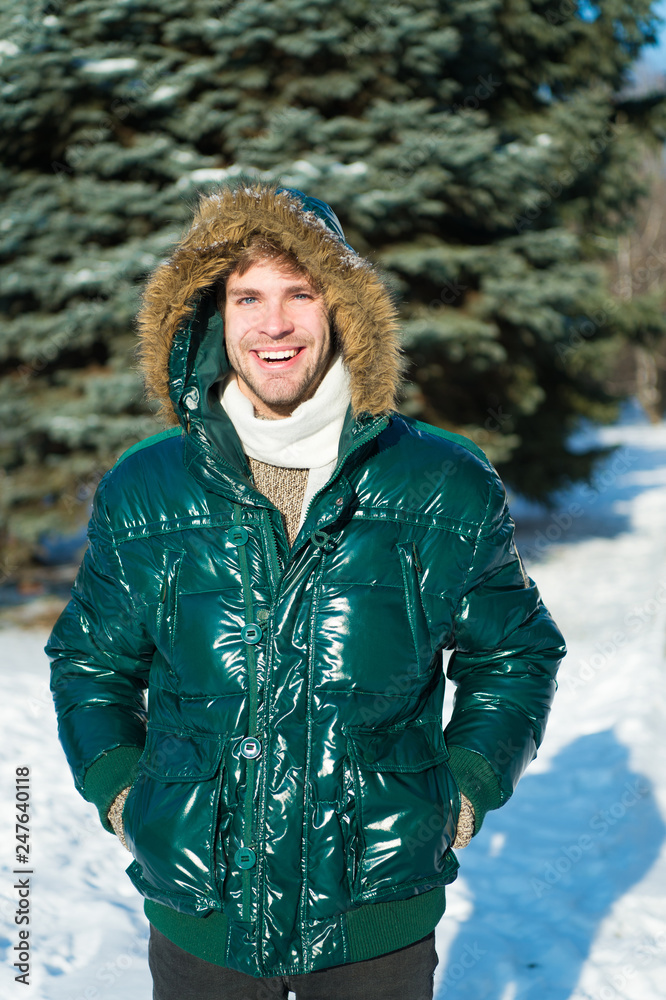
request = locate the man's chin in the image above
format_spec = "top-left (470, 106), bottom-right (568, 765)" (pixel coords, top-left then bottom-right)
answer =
top-left (258, 392), bottom-right (308, 417)
top-left (249, 374), bottom-right (318, 408)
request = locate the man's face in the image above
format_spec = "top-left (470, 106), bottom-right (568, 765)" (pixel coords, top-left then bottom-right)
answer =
top-left (223, 261), bottom-right (333, 419)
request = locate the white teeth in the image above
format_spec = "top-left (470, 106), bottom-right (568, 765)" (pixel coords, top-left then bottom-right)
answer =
top-left (256, 349), bottom-right (299, 360)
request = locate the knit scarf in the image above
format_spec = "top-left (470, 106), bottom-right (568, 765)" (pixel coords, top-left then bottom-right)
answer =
top-left (219, 355), bottom-right (351, 524)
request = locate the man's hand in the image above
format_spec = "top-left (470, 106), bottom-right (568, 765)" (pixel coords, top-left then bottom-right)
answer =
top-left (107, 787), bottom-right (132, 851)
top-left (452, 794), bottom-right (475, 849)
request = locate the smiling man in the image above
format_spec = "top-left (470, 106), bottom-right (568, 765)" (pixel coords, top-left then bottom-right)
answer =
top-left (47, 182), bottom-right (565, 1000)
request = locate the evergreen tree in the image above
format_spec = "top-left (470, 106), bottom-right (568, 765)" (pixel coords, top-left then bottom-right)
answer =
top-left (1, 0), bottom-right (665, 574)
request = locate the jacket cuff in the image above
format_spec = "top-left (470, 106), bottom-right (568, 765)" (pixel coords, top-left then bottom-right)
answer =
top-left (447, 746), bottom-right (503, 834)
top-left (83, 746), bottom-right (144, 833)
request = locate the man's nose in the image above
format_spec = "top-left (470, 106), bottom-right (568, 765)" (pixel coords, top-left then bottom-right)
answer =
top-left (259, 301), bottom-right (295, 338)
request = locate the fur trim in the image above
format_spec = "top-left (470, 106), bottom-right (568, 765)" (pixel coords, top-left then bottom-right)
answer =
top-left (137, 182), bottom-right (403, 422)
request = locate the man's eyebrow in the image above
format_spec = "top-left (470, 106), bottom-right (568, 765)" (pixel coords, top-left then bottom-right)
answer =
top-left (227, 283), bottom-right (318, 298)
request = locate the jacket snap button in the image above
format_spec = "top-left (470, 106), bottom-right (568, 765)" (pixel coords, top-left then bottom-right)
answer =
top-left (335, 497), bottom-right (344, 505)
top-left (229, 526), bottom-right (249, 546)
top-left (240, 737), bottom-right (262, 759)
top-left (241, 623), bottom-right (262, 644)
top-left (235, 847), bottom-right (256, 870)
top-left (363, 750), bottom-right (375, 764)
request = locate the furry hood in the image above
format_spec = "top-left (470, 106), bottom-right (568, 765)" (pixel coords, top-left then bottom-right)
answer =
top-left (137, 182), bottom-right (403, 424)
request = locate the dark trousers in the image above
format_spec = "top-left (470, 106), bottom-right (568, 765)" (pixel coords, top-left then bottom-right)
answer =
top-left (149, 924), bottom-right (439, 1000)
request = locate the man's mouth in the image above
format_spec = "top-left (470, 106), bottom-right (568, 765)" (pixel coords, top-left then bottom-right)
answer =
top-left (253, 348), bottom-right (304, 365)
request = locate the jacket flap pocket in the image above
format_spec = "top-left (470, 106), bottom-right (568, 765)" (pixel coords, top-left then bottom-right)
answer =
top-left (138, 729), bottom-right (227, 781)
top-left (345, 717), bottom-right (448, 772)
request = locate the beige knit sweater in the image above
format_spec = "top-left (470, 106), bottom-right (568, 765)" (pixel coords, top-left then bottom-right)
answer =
top-left (248, 458), bottom-right (308, 546)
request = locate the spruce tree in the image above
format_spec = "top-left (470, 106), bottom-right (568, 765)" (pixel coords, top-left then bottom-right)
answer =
top-left (1, 0), bottom-right (665, 574)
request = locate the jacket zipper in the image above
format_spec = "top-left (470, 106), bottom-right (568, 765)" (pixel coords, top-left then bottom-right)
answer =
top-left (262, 508), bottom-right (283, 592)
top-left (397, 541), bottom-right (431, 674)
top-left (159, 551), bottom-right (183, 663)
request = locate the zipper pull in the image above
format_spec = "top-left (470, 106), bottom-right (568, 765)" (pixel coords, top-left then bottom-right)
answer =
top-left (310, 529), bottom-right (336, 553)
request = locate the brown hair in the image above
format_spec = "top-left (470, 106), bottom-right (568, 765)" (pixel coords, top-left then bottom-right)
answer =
top-left (214, 235), bottom-right (321, 313)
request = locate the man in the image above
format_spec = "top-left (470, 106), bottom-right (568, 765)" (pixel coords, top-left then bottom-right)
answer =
top-left (47, 181), bottom-right (565, 1000)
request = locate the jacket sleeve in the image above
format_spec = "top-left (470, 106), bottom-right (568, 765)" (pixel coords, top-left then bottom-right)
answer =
top-left (444, 467), bottom-right (566, 833)
top-left (46, 474), bottom-right (154, 831)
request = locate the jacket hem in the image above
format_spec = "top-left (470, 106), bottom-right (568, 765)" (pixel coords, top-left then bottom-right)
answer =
top-left (143, 886), bottom-right (447, 972)
top-left (344, 886), bottom-right (447, 963)
top-left (144, 901), bottom-right (229, 965)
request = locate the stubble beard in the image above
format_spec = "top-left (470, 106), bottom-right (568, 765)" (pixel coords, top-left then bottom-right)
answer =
top-left (230, 344), bottom-right (334, 417)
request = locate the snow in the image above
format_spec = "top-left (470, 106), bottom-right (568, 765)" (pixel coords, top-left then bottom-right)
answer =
top-left (291, 159), bottom-right (320, 178)
top-left (176, 167), bottom-right (242, 189)
top-left (149, 85), bottom-right (179, 103)
top-left (170, 149), bottom-right (195, 163)
top-left (0, 40), bottom-right (19, 56)
top-left (329, 161), bottom-right (368, 176)
top-left (66, 268), bottom-right (96, 285)
top-left (2, 407), bottom-right (666, 998)
top-left (79, 58), bottom-right (139, 74)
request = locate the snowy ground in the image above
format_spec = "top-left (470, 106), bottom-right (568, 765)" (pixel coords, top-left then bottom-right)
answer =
top-left (2, 405), bottom-right (666, 999)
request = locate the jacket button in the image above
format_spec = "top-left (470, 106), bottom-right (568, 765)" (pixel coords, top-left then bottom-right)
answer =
top-left (241, 623), bottom-right (262, 644)
top-left (335, 497), bottom-right (344, 505)
top-left (228, 526), bottom-right (249, 546)
top-left (235, 847), bottom-right (256, 869)
top-left (240, 737), bottom-right (262, 759)
top-left (363, 750), bottom-right (376, 764)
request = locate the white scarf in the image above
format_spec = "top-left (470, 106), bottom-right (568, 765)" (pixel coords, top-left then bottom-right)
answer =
top-left (219, 356), bottom-right (351, 526)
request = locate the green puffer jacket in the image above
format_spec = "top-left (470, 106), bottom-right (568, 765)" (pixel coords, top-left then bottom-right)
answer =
top-left (47, 184), bottom-right (565, 978)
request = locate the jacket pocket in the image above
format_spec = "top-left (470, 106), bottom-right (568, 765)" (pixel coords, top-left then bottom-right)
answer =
top-left (397, 541), bottom-right (434, 676)
top-left (344, 716), bottom-right (460, 903)
top-left (122, 728), bottom-right (228, 916)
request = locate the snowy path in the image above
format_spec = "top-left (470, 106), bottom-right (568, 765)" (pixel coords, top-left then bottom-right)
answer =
top-left (2, 408), bottom-right (666, 999)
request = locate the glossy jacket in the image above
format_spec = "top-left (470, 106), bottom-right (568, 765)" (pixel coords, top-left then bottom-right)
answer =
top-left (48, 184), bottom-right (566, 977)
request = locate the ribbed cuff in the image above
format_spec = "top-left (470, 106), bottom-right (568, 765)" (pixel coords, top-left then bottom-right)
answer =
top-left (447, 746), bottom-right (503, 834)
top-left (83, 746), bottom-right (144, 832)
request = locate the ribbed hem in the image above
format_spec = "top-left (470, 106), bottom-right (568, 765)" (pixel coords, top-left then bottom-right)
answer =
top-left (345, 888), bottom-right (447, 963)
top-left (145, 902), bottom-right (229, 965)
top-left (447, 745), bottom-right (503, 833)
top-left (144, 887), bottom-right (447, 970)
top-left (83, 746), bottom-right (144, 832)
